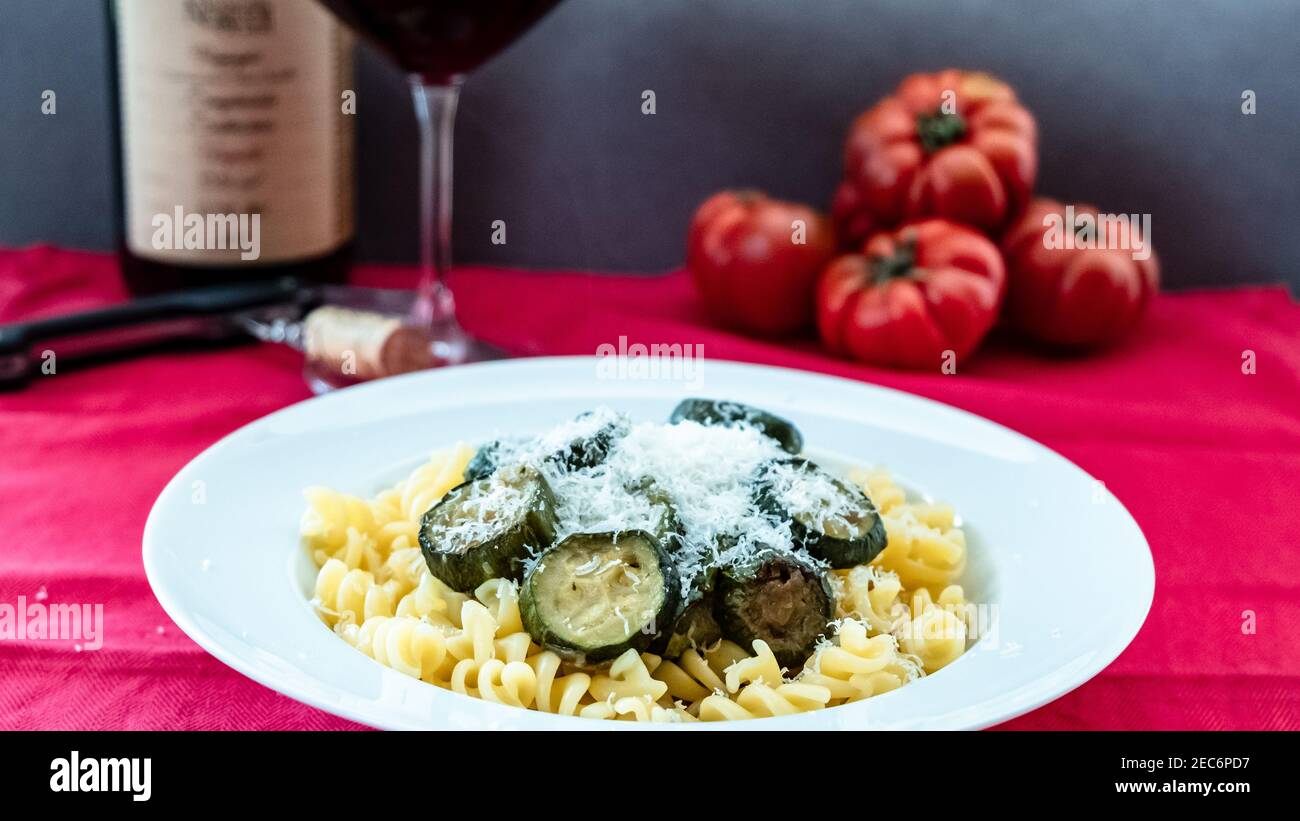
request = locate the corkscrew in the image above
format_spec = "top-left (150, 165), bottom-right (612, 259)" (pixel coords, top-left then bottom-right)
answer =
top-left (0, 279), bottom-right (461, 392)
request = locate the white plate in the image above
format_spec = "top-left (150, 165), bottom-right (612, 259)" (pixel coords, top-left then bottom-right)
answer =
top-left (143, 356), bottom-right (1153, 730)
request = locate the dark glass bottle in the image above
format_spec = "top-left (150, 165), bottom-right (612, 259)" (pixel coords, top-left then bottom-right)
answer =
top-left (107, 0), bottom-right (354, 295)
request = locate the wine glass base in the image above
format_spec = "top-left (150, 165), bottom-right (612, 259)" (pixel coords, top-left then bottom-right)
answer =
top-left (438, 333), bottom-right (508, 366)
top-left (305, 325), bottom-right (508, 395)
top-left (427, 324), bottom-right (508, 369)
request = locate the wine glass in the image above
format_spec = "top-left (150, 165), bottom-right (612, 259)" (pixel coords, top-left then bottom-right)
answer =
top-left (317, 0), bottom-right (563, 365)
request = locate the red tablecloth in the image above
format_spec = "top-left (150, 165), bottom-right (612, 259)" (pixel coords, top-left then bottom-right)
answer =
top-left (1, 245), bottom-right (1297, 730)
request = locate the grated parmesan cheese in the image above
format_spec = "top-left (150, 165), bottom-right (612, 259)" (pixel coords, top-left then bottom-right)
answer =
top-left (500, 408), bottom-right (825, 594)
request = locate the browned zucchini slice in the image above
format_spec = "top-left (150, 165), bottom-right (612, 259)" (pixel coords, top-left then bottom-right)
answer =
top-left (714, 549), bottom-right (834, 668)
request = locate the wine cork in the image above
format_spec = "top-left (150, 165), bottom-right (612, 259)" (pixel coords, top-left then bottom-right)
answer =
top-left (302, 305), bottom-right (435, 381)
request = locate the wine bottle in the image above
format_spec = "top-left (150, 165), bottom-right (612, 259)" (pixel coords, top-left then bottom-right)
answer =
top-left (108, 0), bottom-right (355, 295)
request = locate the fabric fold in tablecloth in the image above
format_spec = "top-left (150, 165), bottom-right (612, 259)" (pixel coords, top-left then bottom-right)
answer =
top-left (1, 245), bottom-right (1297, 730)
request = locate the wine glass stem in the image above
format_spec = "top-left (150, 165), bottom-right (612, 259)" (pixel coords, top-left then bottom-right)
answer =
top-left (409, 77), bottom-right (463, 330)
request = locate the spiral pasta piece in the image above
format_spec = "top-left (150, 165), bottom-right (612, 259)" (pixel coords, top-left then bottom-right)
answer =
top-left (380, 546), bottom-right (425, 598)
top-left (909, 502), bottom-right (957, 531)
top-left (724, 640), bottom-right (784, 692)
top-left (697, 681), bottom-right (831, 721)
top-left (308, 525), bottom-right (384, 576)
top-left (368, 487), bottom-right (407, 530)
top-left (373, 518), bottom-right (420, 556)
top-left (695, 694), bottom-right (751, 721)
top-left (361, 616), bottom-right (452, 684)
top-left (738, 682), bottom-right (831, 715)
top-left (835, 564), bottom-right (905, 635)
top-left (572, 693), bottom-right (697, 722)
top-left (302, 488), bottom-right (377, 550)
top-left (396, 573), bottom-right (466, 628)
top-left (314, 558), bottom-right (394, 627)
top-left (936, 584), bottom-right (974, 628)
top-left (399, 443), bottom-right (474, 524)
top-left (473, 578), bottom-right (526, 638)
top-left (651, 702), bottom-right (699, 722)
top-left (847, 467), bottom-right (906, 514)
top-left (494, 631), bottom-right (535, 663)
top-left (528, 651), bottom-right (593, 716)
top-left (446, 600), bottom-right (500, 664)
top-left (874, 507), bottom-right (967, 592)
top-left (475, 659), bottom-right (538, 708)
top-left (842, 468), bottom-right (966, 591)
top-left (359, 487), bottom-right (417, 556)
top-left (588, 649), bottom-right (669, 703)
top-left (650, 656), bottom-right (714, 703)
top-left (799, 619), bottom-right (918, 703)
top-left (899, 587), bottom-right (968, 673)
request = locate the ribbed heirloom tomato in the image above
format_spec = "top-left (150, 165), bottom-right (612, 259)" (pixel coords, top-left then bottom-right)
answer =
top-left (687, 191), bottom-right (836, 336)
top-left (816, 219), bottom-right (1006, 370)
top-left (833, 70), bottom-right (1038, 245)
top-left (1001, 198), bottom-right (1159, 348)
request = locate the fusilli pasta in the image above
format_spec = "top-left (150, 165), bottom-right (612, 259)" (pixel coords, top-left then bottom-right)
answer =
top-left (304, 447), bottom-right (973, 722)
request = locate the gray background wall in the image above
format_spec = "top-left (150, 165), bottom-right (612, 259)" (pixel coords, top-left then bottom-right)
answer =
top-left (1, 0), bottom-right (1297, 289)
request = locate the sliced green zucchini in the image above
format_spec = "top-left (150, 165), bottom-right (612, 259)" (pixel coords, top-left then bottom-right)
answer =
top-left (652, 566), bottom-right (723, 658)
top-left (521, 530), bottom-right (679, 664)
top-left (419, 464), bottom-right (558, 592)
top-left (754, 457), bottom-right (887, 568)
top-left (714, 549), bottom-right (834, 668)
top-left (625, 476), bottom-right (685, 552)
top-left (463, 440), bottom-right (508, 482)
top-left (546, 410), bottom-right (629, 471)
top-left (668, 398), bottom-right (803, 454)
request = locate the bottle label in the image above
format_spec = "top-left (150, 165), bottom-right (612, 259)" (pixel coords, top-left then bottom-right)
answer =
top-left (117, 0), bottom-right (353, 265)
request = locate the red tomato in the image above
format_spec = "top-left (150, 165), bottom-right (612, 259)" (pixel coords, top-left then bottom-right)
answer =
top-left (687, 190), bottom-right (836, 335)
top-left (816, 219), bottom-right (1005, 369)
top-left (835, 70), bottom-right (1037, 245)
top-left (1001, 198), bottom-right (1159, 348)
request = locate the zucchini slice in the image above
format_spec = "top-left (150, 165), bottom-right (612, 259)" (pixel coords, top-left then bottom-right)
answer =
top-left (463, 440), bottom-right (511, 482)
top-left (754, 458), bottom-right (887, 568)
top-left (546, 410), bottom-right (629, 471)
top-left (652, 566), bottom-right (722, 658)
top-left (419, 464), bottom-right (558, 592)
top-left (714, 550), bottom-right (834, 668)
top-left (470, 411), bottom-right (629, 482)
top-left (625, 476), bottom-right (685, 552)
top-left (520, 530), bottom-right (679, 664)
top-left (668, 398), bottom-right (803, 454)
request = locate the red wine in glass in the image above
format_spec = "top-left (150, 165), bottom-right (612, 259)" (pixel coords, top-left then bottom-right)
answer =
top-left (319, 0), bottom-right (561, 83)
top-left (317, 0), bottom-right (563, 365)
